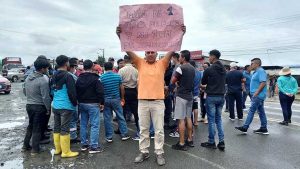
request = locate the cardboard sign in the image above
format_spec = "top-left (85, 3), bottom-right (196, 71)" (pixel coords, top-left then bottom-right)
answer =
top-left (119, 4), bottom-right (184, 51)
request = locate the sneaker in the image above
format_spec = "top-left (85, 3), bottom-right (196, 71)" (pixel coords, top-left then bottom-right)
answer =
top-left (121, 135), bottom-right (130, 141)
top-left (22, 145), bottom-right (32, 151)
top-left (253, 128), bottom-right (269, 135)
top-left (185, 140), bottom-right (195, 147)
top-left (279, 121), bottom-right (288, 126)
top-left (150, 133), bottom-right (155, 139)
top-left (132, 135), bottom-right (140, 141)
top-left (134, 153), bottom-right (150, 163)
top-left (199, 118), bottom-right (205, 122)
top-left (217, 141), bottom-right (225, 151)
top-left (203, 120), bottom-right (208, 124)
top-left (229, 117), bottom-right (235, 121)
top-left (89, 147), bottom-right (104, 154)
top-left (235, 126), bottom-right (248, 134)
top-left (106, 138), bottom-right (113, 143)
top-left (201, 142), bottom-right (217, 149)
top-left (156, 154), bottom-right (166, 166)
top-left (169, 131), bottom-right (179, 138)
top-left (172, 142), bottom-right (188, 151)
top-left (238, 118), bottom-right (243, 121)
top-left (81, 145), bottom-right (89, 151)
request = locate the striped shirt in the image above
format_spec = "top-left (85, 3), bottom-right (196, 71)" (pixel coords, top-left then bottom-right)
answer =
top-left (100, 71), bottom-right (122, 99)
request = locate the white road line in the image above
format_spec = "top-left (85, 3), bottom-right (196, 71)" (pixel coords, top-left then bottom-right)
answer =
top-left (123, 123), bottom-right (226, 169)
top-left (245, 103), bottom-right (300, 113)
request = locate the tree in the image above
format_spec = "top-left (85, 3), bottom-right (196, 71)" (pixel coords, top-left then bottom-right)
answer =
top-left (96, 55), bottom-right (106, 66)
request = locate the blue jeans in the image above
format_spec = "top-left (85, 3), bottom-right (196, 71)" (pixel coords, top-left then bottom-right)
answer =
top-left (79, 103), bottom-right (100, 149)
top-left (104, 98), bottom-right (128, 139)
top-left (206, 96), bottom-right (225, 144)
top-left (70, 108), bottom-right (78, 140)
top-left (243, 97), bottom-right (267, 129)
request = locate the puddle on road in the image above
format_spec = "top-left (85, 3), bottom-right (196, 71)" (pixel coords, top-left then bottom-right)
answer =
top-left (0, 158), bottom-right (23, 169)
top-left (0, 122), bottom-right (23, 129)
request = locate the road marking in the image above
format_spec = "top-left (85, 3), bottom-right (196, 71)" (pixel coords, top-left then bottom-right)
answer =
top-left (123, 123), bottom-right (226, 169)
top-left (245, 103), bottom-right (300, 113)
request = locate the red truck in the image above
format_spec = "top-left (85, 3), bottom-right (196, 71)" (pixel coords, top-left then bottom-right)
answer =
top-left (1, 57), bottom-right (24, 77)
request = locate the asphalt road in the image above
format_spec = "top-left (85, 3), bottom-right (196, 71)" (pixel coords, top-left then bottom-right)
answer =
top-left (0, 83), bottom-right (300, 169)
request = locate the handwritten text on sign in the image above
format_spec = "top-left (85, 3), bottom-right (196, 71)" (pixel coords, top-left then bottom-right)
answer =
top-left (119, 4), bottom-right (184, 51)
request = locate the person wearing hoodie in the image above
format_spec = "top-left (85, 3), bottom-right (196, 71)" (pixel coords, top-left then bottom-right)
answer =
top-left (51, 55), bottom-right (79, 158)
top-left (200, 49), bottom-right (226, 151)
top-left (76, 60), bottom-right (105, 154)
top-left (23, 58), bottom-right (51, 155)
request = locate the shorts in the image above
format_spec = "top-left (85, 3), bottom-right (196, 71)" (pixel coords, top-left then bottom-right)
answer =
top-left (192, 100), bottom-right (198, 111)
top-left (174, 96), bottom-right (193, 120)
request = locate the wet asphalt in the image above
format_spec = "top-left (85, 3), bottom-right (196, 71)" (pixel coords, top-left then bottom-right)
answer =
top-left (0, 83), bottom-right (300, 169)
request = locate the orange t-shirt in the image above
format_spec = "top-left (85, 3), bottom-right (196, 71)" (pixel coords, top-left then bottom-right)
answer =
top-left (133, 56), bottom-right (169, 100)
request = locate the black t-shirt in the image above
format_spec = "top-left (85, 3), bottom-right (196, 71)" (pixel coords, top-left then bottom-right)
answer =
top-left (174, 63), bottom-right (195, 101)
top-left (226, 70), bottom-right (244, 93)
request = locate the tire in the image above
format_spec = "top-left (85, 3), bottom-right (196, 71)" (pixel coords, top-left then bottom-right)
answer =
top-left (5, 91), bottom-right (10, 94)
top-left (12, 76), bottom-right (18, 82)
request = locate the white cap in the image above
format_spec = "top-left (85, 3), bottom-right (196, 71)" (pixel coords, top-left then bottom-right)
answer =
top-left (230, 62), bottom-right (237, 68)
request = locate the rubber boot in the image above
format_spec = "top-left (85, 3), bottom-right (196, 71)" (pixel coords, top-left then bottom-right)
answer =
top-left (60, 134), bottom-right (79, 158)
top-left (53, 133), bottom-right (61, 155)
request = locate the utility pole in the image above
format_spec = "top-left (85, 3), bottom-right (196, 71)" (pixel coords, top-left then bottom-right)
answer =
top-left (97, 49), bottom-right (105, 66)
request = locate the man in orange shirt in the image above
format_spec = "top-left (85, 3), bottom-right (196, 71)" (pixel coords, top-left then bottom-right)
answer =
top-left (116, 25), bottom-right (185, 166)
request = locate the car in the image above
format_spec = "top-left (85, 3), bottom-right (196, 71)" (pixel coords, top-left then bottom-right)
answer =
top-left (5, 68), bottom-right (26, 82)
top-left (0, 74), bottom-right (11, 94)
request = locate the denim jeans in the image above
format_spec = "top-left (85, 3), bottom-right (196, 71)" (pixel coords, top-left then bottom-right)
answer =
top-left (53, 108), bottom-right (72, 135)
top-left (79, 103), bottom-right (100, 149)
top-left (243, 97), bottom-right (268, 129)
top-left (242, 90), bottom-right (252, 109)
top-left (70, 107), bottom-right (78, 140)
top-left (104, 98), bottom-right (128, 139)
top-left (23, 104), bottom-right (47, 152)
top-left (228, 91), bottom-right (243, 119)
top-left (279, 92), bottom-right (295, 122)
top-left (205, 96), bottom-right (225, 144)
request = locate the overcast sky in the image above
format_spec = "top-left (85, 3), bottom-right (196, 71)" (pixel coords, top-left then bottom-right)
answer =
top-left (1, 0), bottom-right (300, 66)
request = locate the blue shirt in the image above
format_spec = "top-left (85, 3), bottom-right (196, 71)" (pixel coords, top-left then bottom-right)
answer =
top-left (243, 70), bottom-right (252, 91)
top-left (100, 72), bottom-right (122, 99)
top-left (193, 70), bottom-right (202, 97)
top-left (277, 75), bottom-right (298, 95)
top-left (250, 67), bottom-right (267, 100)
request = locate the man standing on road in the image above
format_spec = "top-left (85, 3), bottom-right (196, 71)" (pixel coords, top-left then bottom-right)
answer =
top-left (235, 58), bottom-right (269, 135)
top-left (76, 60), bottom-right (105, 153)
top-left (199, 62), bottom-right (210, 123)
top-left (51, 55), bottom-right (79, 158)
top-left (200, 49), bottom-right (226, 151)
top-left (242, 65), bottom-right (252, 109)
top-left (100, 62), bottom-right (130, 142)
top-left (226, 62), bottom-right (245, 121)
top-left (68, 57), bottom-right (80, 143)
top-left (190, 60), bottom-right (202, 126)
top-left (23, 58), bottom-right (51, 155)
top-left (118, 55), bottom-right (140, 140)
top-left (117, 24), bottom-right (186, 166)
top-left (171, 50), bottom-right (195, 151)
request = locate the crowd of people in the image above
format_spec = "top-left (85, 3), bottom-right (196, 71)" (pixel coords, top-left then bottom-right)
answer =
top-left (21, 26), bottom-right (299, 166)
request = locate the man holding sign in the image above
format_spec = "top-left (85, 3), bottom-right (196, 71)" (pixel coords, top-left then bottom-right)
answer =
top-left (117, 4), bottom-right (185, 166)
